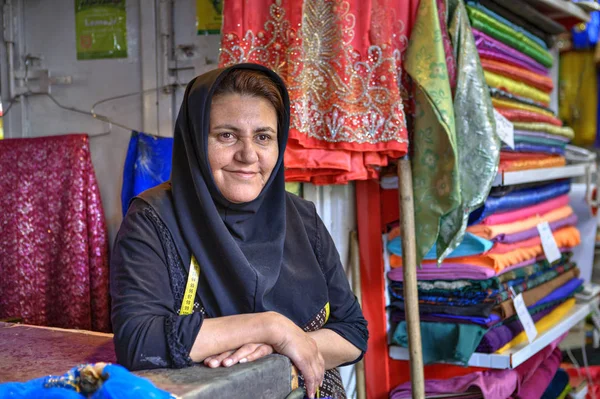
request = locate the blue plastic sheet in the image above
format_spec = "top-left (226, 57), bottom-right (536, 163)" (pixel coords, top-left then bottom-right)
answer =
top-left (121, 131), bottom-right (173, 216)
top-left (468, 180), bottom-right (571, 225)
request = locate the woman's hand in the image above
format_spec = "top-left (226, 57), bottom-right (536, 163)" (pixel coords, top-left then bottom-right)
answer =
top-left (203, 343), bottom-right (274, 368)
top-left (268, 313), bottom-right (325, 399)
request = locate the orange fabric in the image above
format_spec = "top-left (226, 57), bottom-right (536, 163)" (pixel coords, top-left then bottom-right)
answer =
top-left (499, 152), bottom-right (566, 172)
top-left (492, 98), bottom-right (555, 118)
top-left (496, 108), bottom-right (563, 126)
top-left (481, 58), bottom-right (554, 93)
top-left (467, 206), bottom-right (574, 240)
top-left (390, 226), bottom-right (581, 273)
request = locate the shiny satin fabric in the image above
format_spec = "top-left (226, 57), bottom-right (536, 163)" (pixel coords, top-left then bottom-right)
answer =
top-left (492, 98), bottom-right (555, 118)
top-left (480, 194), bottom-right (570, 225)
top-left (497, 108), bottom-right (563, 126)
top-left (0, 134), bottom-right (110, 332)
top-left (513, 122), bottom-right (575, 140)
top-left (483, 59), bottom-right (553, 92)
top-left (514, 130), bottom-right (570, 146)
top-left (490, 87), bottom-right (555, 113)
top-left (473, 29), bottom-right (548, 74)
top-left (499, 152), bottom-right (566, 172)
top-left (467, 6), bottom-right (553, 67)
top-left (468, 180), bottom-right (571, 225)
top-left (494, 214), bottom-right (578, 243)
top-left (485, 70), bottom-right (552, 105)
top-left (503, 143), bottom-right (565, 155)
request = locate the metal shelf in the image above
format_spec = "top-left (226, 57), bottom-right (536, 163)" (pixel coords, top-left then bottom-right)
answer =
top-left (526, 0), bottom-right (591, 23)
top-left (492, 163), bottom-right (595, 186)
top-left (389, 298), bottom-right (599, 369)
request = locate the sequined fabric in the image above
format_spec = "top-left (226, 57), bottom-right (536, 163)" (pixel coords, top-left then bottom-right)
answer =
top-left (0, 134), bottom-right (110, 332)
top-left (219, 0), bottom-right (417, 184)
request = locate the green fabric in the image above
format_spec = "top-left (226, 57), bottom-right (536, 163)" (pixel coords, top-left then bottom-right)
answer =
top-left (406, 0), bottom-right (461, 264)
top-left (466, 6), bottom-right (553, 68)
top-left (436, 0), bottom-right (500, 260)
top-left (393, 320), bottom-right (488, 365)
top-left (514, 135), bottom-right (568, 148)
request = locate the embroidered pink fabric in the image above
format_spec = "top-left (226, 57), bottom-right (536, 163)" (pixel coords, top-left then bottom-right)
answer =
top-left (0, 134), bottom-right (110, 332)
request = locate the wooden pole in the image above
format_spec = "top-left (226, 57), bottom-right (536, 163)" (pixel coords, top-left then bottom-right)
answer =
top-left (350, 231), bottom-right (367, 399)
top-left (397, 157), bottom-right (425, 398)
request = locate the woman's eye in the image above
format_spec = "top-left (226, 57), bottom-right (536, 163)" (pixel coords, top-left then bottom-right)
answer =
top-left (220, 132), bottom-right (234, 140)
top-left (257, 134), bottom-right (271, 142)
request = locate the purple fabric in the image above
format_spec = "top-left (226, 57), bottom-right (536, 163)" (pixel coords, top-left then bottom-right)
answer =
top-left (514, 130), bottom-right (571, 143)
top-left (532, 278), bottom-right (583, 308)
top-left (390, 334), bottom-right (566, 399)
top-left (494, 214), bottom-right (578, 243)
top-left (473, 29), bottom-right (549, 75)
top-left (503, 143), bottom-right (565, 155)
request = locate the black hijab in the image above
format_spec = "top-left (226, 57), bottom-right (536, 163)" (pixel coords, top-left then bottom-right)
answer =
top-left (154, 63), bottom-right (328, 325)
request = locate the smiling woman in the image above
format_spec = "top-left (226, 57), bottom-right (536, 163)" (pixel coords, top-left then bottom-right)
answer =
top-left (110, 64), bottom-right (368, 399)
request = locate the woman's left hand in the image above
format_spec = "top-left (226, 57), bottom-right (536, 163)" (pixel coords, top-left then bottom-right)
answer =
top-left (204, 343), bottom-right (274, 368)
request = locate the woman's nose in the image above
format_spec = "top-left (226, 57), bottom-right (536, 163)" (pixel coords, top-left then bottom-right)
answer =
top-left (236, 139), bottom-right (259, 164)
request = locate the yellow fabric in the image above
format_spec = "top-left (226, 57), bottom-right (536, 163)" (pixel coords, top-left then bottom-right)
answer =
top-left (512, 122), bottom-right (575, 140)
top-left (559, 50), bottom-right (597, 146)
top-left (496, 298), bottom-right (576, 353)
top-left (467, 205), bottom-right (574, 240)
top-left (492, 98), bottom-right (555, 118)
top-left (485, 70), bottom-right (551, 105)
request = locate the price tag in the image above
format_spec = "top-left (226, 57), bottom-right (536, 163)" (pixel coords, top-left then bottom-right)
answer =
top-left (494, 109), bottom-right (514, 149)
top-left (537, 222), bottom-right (561, 263)
top-left (512, 288), bottom-right (538, 343)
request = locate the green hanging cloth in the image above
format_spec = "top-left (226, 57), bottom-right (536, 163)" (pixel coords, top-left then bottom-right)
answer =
top-left (436, 0), bottom-right (500, 261)
top-left (405, 0), bottom-right (461, 265)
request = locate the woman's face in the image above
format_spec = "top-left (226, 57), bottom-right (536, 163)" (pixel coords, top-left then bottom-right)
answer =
top-left (208, 93), bottom-right (279, 203)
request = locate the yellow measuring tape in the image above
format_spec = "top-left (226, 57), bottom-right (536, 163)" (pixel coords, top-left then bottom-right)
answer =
top-left (179, 256), bottom-right (200, 316)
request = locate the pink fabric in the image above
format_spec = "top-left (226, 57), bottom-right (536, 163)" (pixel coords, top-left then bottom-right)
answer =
top-left (513, 347), bottom-right (562, 399)
top-left (390, 334), bottom-right (567, 399)
top-left (0, 134), bottom-right (110, 332)
top-left (387, 259), bottom-right (537, 281)
top-left (480, 195), bottom-right (570, 225)
top-left (488, 235), bottom-right (543, 254)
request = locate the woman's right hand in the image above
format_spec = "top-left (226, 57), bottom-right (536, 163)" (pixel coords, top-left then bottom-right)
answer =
top-left (268, 312), bottom-right (324, 399)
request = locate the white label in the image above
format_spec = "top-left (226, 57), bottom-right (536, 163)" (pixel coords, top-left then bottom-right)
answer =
top-left (513, 292), bottom-right (538, 343)
top-left (537, 222), bottom-right (561, 263)
top-left (494, 109), bottom-right (515, 149)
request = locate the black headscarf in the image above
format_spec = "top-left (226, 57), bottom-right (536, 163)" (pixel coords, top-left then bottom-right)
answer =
top-left (156, 63), bottom-right (328, 325)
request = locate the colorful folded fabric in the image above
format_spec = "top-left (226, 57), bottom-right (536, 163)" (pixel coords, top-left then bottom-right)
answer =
top-left (503, 143), bottom-right (565, 155)
top-left (495, 214), bottom-right (578, 243)
top-left (484, 59), bottom-right (553, 92)
top-left (467, 6), bottom-right (553, 67)
top-left (490, 87), bottom-right (554, 112)
top-left (497, 253), bottom-right (572, 283)
top-left (541, 369), bottom-right (571, 399)
top-left (497, 298), bottom-right (575, 353)
top-left (485, 70), bottom-right (552, 105)
top-left (474, 29), bottom-right (549, 74)
top-left (468, 204), bottom-right (573, 239)
top-left (495, 268), bottom-right (580, 319)
top-left (390, 299), bottom-right (496, 317)
top-left (492, 98), bottom-right (555, 117)
top-left (469, 180), bottom-right (571, 225)
top-left (512, 122), bottom-right (575, 140)
top-left (480, 195), bottom-right (570, 226)
top-left (497, 108), bottom-right (563, 126)
top-left (499, 152), bottom-right (566, 172)
top-left (391, 310), bottom-right (502, 328)
top-left (387, 232), bottom-right (493, 259)
top-left (514, 131), bottom-right (570, 147)
top-left (392, 320), bottom-right (488, 365)
top-left (466, 1), bottom-right (549, 49)
top-left (516, 347), bottom-right (563, 398)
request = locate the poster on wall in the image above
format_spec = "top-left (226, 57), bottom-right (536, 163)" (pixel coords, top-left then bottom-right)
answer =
top-left (75, 0), bottom-right (128, 60)
top-left (196, 0), bottom-right (222, 35)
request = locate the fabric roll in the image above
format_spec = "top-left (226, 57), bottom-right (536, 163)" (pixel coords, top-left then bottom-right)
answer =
top-left (480, 195), bottom-right (570, 226)
top-left (485, 70), bottom-right (552, 105)
top-left (495, 268), bottom-right (580, 319)
top-left (467, 6), bottom-right (553, 67)
top-left (489, 180), bottom-right (570, 198)
top-left (496, 108), bottom-right (563, 126)
top-left (473, 29), bottom-right (549, 74)
top-left (465, 1), bottom-right (548, 49)
top-left (513, 122), bottom-right (575, 140)
top-left (492, 98), bottom-right (555, 117)
top-left (392, 320), bottom-right (488, 365)
top-left (495, 213), bottom-right (578, 243)
top-left (469, 180), bottom-right (571, 225)
top-left (390, 299), bottom-right (496, 317)
top-left (499, 152), bottom-right (566, 172)
top-left (387, 232), bottom-right (493, 259)
top-left (531, 278), bottom-right (584, 309)
top-left (388, 260), bottom-right (503, 280)
top-left (503, 143), bottom-right (565, 155)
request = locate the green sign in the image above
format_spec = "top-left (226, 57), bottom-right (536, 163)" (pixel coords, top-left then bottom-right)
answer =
top-left (75, 0), bottom-right (127, 60)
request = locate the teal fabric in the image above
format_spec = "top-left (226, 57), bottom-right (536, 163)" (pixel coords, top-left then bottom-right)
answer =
top-left (514, 135), bottom-right (568, 148)
top-left (393, 321), bottom-right (488, 365)
top-left (387, 232), bottom-right (493, 259)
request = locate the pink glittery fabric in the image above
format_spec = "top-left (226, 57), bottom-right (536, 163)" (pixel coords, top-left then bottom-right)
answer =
top-left (0, 134), bottom-right (110, 332)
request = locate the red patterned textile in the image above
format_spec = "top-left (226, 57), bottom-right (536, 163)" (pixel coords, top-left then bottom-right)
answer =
top-left (0, 134), bottom-right (110, 332)
top-left (220, 0), bottom-right (418, 184)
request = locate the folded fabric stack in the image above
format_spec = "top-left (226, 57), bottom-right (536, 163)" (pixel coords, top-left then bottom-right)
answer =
top-left (466, 0), bottom-right (576, 172)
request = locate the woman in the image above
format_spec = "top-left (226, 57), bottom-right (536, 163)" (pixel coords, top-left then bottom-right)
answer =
top-left (110, 64), bottom-right (368, 399)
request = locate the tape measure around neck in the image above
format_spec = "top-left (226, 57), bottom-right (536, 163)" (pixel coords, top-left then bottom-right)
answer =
top-left (179, 256), bottom-right (200, 316)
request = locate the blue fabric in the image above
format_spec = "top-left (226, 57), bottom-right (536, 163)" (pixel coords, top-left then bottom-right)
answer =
top-left (468, 180), bottom-right (571, 225)
top-left (387, 232), bottom-right (493, 259)
top-left (541, 368), bottom-right (570, 399)
top-left (572, 10), bottom-right (600, 49)
top-left (531, 278), bottom-right (584, 308)
top-left (0, 364), bottom-right (174, 399)
top-left (121, 131), bottom-right (173, 216)
top-left (503, 143), bottom-right (566, 155)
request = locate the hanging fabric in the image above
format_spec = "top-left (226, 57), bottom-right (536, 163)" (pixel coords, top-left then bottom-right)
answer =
top-left (219, 0), bottom-right (418, 184)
